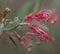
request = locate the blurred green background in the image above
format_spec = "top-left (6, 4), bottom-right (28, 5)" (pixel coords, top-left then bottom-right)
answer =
top-left (0, 0), bottom-right (60, 54)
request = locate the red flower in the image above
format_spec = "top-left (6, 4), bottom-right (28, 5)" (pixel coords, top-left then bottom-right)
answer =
top-left (25, 9), bottom-right (57, 24)
top-left (21, 24), bottom-right (51, 51)
top-left (21, 9), bottom-right (57, 51)
top-left (35, 9), bottom-right (54, 21)
top-left (21, 31), bottom-right (40, 51)
top-left (30, 24), bottom-right (51, 42)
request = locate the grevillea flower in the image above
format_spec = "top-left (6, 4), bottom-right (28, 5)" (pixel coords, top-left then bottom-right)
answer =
top-left (21, 24), bottom-right (52, 51)
top-left (20, 9), bottom-right (57, 51)
top-left (35, 9), bottom-right (53, 21)
top-left (25, 9), bottom-right (57, 24)
top-left (21, 32), bottom-right (41, 52)
top-left (30, 24), bottom-right (51, 42)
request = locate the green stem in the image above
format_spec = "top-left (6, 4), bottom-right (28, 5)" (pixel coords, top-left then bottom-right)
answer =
top-left (33, 0), bottom-right (42, 12)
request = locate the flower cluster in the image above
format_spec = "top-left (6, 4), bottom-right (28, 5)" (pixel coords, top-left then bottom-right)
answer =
top-left (0, 8), bottom-right (57, 52)
top-left (20, 9), bottom-right (57, 52)
top-left (21, 24), bottom-right (51, 52)
top-left (25, 9), bottom-right (57, 24)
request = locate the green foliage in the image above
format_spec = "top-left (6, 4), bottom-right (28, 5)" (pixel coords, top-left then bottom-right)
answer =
top-left (0, 22), bottom-right (4, 30)
top-left (0, 17), bottom-right (20, 31)
top-left (5, 17), bottom-right (20, 31)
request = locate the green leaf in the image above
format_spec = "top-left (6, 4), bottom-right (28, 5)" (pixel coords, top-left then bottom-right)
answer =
top-left (0, 22), bottom-right (4, 31)
top-left (5, 17), bottom-right (20, 31)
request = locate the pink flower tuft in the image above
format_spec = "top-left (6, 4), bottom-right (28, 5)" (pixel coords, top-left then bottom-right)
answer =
top-left (20, 9), bottom-right (57, 51)
top-left (25, 9), bottom-right (57, 24)
top-left (35, 9), bottom-right (53, 21)
top-left (30, 24), bottom-right (51, 41)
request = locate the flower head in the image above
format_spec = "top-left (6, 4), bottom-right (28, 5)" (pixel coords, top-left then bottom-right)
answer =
top-left (13, 9), bottom-right (57, 51)
top-left (25, 9), bottom-right (57, 24)
top-left (21, 24), bottom-right (52, 51)
top-left (35, 9), bottom-right (52, 21)
top-left (30, 24), bottom-right (51, 42)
